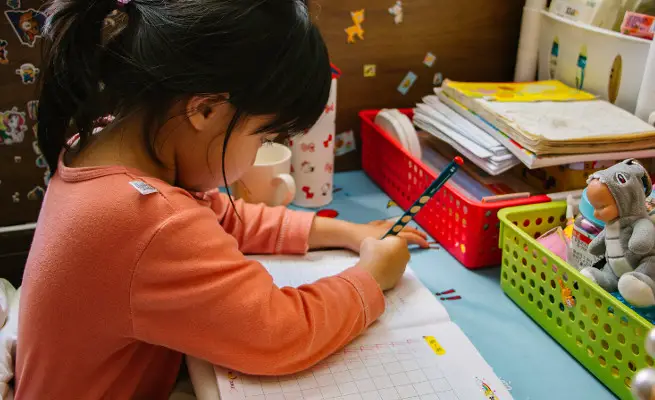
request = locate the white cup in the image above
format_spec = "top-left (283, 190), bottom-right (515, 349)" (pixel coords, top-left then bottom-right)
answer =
top-left (232, 143), bottom-right (296, 206)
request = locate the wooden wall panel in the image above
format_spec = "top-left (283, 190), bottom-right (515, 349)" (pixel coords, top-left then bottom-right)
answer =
top-left (310, 0), bottom-right (525, 170)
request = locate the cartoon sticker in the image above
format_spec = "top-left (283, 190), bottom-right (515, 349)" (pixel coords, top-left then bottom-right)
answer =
top-left (324, 162), bottom-right (333, 173)
top-left (0, 107), bottom-right (27, 145)
top-left (12, 192), bottom-right (19, 203)
top-left (549, 36), bottom-right (559, 79)
top-left (4, 9), bottom-right (46, 47)
top-left (345, 9), bottom-right (365, 44)
top-left (576, 44), bottom-right (587, 90)
top-left (35, 154), bottom-right (46, 169)
top-left (27, 186), bottom-right (44, 201)
top-left (44, 168), bottom-right (51, 186)
top-left (397, 71), bottom-right (417, 95)
top-left (433, 72), bottom-right (444, 87)
top-left (335, 130), bottom-right (356, 156)
top-left (423, 52), bottom-right (436, 67)
top-left (6, 0), bottom-right (20, 9)
top-left (388, 1), bottom-right (403, 24)
top-left (477, 378), bottom-right (499, 400)
top-left (363, 64), bottom-right (376, 78)
top-left (608, 54), bottom-right (622, 104)
top-left (16, 63), bottom-right (39, 84)
top-left (0, 40), bottom-right (8, 65)
top-left (26, 100), bottom-right (38, 120)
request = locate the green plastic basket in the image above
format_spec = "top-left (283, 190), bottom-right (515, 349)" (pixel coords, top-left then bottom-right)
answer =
top-left (499, 202), bottom-right (654, 400)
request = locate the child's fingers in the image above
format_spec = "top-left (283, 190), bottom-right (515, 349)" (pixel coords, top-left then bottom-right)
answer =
top-left (399, 232), bottom-right (430, 248)
top-left (400, 226), bottom-right (428, 239)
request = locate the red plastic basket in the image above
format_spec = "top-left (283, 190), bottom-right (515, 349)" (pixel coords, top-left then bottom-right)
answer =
top-left (360, 109), bottom-right (551, 269)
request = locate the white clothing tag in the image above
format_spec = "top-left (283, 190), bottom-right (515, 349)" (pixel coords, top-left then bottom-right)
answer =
top-left (129, 180), bottom-right (158, 195)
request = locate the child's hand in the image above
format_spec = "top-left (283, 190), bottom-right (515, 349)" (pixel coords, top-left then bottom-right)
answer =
top-left (358, 236), bottom-right (410, 291)
top-left (308, 217), bottom-right (430, 253)
top-left (345, 220), bottom-right (430, 253)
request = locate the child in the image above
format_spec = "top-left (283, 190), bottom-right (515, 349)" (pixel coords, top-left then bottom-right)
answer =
top-left (15, 0), bottom-right (429, 399)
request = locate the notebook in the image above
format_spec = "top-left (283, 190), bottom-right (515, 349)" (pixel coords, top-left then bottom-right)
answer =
top-left (213, 251), bottom-right (513, 400)
top-left (442, 80), bottom-right (655, 156)
top-left (436, 89), bottom-right (655, 169)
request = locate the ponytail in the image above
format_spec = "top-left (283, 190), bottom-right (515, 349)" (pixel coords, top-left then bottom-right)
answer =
top-left (38, 0), bottom-right (117, 173)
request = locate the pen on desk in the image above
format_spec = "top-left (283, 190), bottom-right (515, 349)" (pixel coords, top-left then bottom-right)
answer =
top-left (382, 156), bottom-right (463, 239)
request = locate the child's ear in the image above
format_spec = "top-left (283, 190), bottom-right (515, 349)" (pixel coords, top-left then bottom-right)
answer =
top-left (186, 94), bottom-right (230, 131)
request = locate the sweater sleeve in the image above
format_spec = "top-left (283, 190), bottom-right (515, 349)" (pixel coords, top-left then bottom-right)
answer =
top-left (205, 191), bottom-right (315, 255)
top-left (130, 207), bottom-right (385, 376)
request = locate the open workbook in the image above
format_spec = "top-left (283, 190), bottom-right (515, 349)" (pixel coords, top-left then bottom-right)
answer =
top-left (211, 251), bottom-right (513, 400)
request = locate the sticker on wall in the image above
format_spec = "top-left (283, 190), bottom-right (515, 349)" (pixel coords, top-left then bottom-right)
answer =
top-left (27, 186), bottom-right (44, 201)
top-left (576, 44), bottom-right (587, 90)
top-left (388, 1), bottom-right (403, 24)
top-left (0, 40), bottom-right (8, 65)
top-left (363, 64), bottom-right (376, 78)
top-left (549, 36), bottom-right (559, 79)
top-left (608, 54), bottom-right (622, 104)
top-left (16, 63), bottom-right (39, 84)
top-left (433, 72), bottom-right (444, 87)
top-left (0, 107), bottom-right (27, 145)
top-left (345, 9), bottom-right (365, 44)
top-left (4, 9), bottom-right (46, 47)
top-left (423, 52), bottom-right (436, 67)
top-left (397, 71), bottom-right (417, 95)
top-left (11, 192), bottom-right (19, 203)
top-left (26, 100), bottom-right (38, 120)
top-left (35, 154), bottom-right (46, 169)
top-left (335, 130), bottom-right (356, 156)
top-left (6, 0), bottom-right (20, 9)
top-left (44, 168), bottom-right (51, 186)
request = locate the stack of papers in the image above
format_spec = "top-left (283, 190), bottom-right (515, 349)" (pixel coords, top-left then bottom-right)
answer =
top-left (437, 88), bottom-right (655, 169)
top-left (413, 94), bottom-right (520, 176)
top-left (442, 80), bottom-right (655, 157)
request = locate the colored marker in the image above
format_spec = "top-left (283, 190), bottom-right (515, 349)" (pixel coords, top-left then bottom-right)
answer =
top-left (436, 289), bottom-right (455, 296)
top-left (382, 157), bottom-right (463, 238)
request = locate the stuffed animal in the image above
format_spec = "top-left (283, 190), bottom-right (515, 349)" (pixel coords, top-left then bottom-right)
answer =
top-left (580, 159), bottom-right (655, 307)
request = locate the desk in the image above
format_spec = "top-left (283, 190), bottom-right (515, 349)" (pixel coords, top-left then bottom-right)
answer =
top-left (301, 171), bottom-right (618, 400)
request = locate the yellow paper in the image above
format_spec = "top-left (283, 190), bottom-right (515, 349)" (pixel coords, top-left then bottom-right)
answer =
top-left (445, 80), bottom-right (596, 102)
top-left (423, 335), bottom-right (446, 355)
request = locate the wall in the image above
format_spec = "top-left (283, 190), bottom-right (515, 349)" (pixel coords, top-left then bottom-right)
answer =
top-left (311, 0), bottom-right (525, 170)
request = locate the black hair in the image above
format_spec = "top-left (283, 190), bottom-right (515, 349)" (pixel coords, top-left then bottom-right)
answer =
top-left (38, 0), bottom-right (331, 187)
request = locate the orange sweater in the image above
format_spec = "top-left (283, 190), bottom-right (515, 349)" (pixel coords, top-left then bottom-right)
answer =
top-left (15, 162), bottom-right (385, 399)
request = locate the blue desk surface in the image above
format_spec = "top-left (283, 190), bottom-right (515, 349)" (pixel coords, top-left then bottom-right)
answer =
top-left (296, 171), bottom-right (618, 400)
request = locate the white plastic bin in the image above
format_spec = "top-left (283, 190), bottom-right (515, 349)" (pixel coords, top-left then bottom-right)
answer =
top-left (538, 10), bottom-right (650, 113)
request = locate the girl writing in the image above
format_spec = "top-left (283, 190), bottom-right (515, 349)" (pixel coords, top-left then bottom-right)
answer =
top-left (16, 0), bottom-right (429, 399)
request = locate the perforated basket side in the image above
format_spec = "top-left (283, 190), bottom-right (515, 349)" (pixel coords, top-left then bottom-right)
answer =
top-left (499, 203), bottom-right (654, 400)
top-left (359, 109), bottom-right (549, 269)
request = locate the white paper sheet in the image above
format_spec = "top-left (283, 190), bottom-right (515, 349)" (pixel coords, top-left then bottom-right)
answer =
top-left (214, 322), bottom-right (513, 400)
top-left (251, 251), bottom-right (450, 333)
